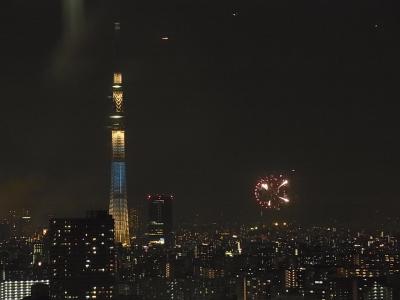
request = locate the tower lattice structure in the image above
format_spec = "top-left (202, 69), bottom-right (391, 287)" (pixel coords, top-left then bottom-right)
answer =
top-left (108, 22), bottom-right (130, 247)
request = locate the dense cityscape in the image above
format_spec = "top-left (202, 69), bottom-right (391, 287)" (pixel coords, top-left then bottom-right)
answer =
top-left (1, 207), bottom-right (400, 299)
top-left (2, 0), bottom-right (400, 299)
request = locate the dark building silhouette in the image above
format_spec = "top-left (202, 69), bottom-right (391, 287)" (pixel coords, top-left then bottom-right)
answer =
top-left (329, 278), bottom-right (358, 300)
top-left (22, 283), bottom-right (50, 300)
top-left (2, 210), bottom-right (33, 241)
top-left (128, 208), bottom-right (139, 238)
top-left (31, 283), bottom-right (50, 299)
top-left (146, 195), bottom-right (173, 245)
top-left (49, 211), bottom-right (115, 299)
top-left (0, 224), bottom-right (10, 242)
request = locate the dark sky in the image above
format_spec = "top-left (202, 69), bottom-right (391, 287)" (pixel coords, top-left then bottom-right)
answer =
top-left (1, 0), bottom-right (399, 225)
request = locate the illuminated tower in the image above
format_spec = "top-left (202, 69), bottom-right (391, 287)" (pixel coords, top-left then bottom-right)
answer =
top-left (108, 21), bottom-right (130, 247)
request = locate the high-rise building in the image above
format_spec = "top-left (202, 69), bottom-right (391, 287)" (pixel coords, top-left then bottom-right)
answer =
top-left (329, 278), bottom-right (358, 300)
top-left (0, 280), bottom-right (49, 300)
top-left (284, 269), bottom-right (299, 289)
top-left (128, 208), bottom-right (139, 238)
top-left (32, 242), bottom-right (44, 266)
top-left (0, 223), bottom-right (10, 242)
top-left (146, 195), bottom-right (173, 245)
top-left (49, 211), bottom-right (115, 299)
top-left (364, 281), bottom-right (393, 300)
top-left (29, 283), bottom-right (50, 300)
top-left (284, 267), bottom-right (305, 291)
top-left (108, 21), bottom-right (130, 247)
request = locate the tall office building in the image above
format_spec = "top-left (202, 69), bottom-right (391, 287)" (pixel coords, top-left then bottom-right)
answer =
top-left (146, 195), bottom-right (173, 245)
top-left (49, 211), bottom-right (115, 299)
top-left (364, 281), bottom-right (393, 300)
top-left (0, 280), bottom-right (49, 300)
top-left (329, 278), bottom-right (359, 300)
top-left (128, 208), bottom-right (139, 238)
top-left (108, 21), bottom-right (130, 247)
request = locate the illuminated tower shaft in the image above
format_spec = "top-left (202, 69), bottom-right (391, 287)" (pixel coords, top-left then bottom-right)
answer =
top-left (109, 22), bottom-right (130, 246)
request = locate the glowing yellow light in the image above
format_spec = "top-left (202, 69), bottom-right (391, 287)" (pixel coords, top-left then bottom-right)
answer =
top-left (225, 251), bottom-right (234, 257)
top-left (261, 183), bottom-right (269, 190)
top-left (114, 73), bottom-right (122, 84)
top-left (113, 91), bottom-right (123, 112)
top-left (112, 130), bottom-right (125, 160)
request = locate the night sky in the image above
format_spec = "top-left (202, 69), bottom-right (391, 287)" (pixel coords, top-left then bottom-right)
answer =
top-left (1, 0), bottom-right (399, 225)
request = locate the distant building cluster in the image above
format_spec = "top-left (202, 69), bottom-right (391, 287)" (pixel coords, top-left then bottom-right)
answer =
top-left (0, 210), bottom-right (50, 300)
top-left (1, 207), bottom-right (400, 299)
top-left (121, 223), bottom-right (400, 300)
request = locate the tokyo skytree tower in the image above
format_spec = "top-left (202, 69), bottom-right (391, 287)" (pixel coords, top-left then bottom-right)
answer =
top-left (108, 21), bottom-right (130, 247)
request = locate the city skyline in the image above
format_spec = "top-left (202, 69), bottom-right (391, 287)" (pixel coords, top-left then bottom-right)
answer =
top-left (1, 1), bottom-right (400, 299)
top-left (0, 0), bottom-right (399, 226)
